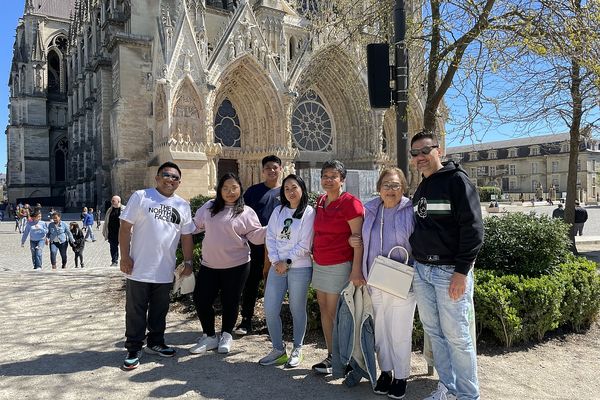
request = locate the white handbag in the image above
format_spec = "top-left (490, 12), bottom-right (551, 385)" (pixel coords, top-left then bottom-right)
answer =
top-left (367, 246), bottom-right (414, 299)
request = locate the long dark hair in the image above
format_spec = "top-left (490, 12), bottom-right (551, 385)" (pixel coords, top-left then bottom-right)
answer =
top-left (280, 174), bottom-right (309, 219)
top-left (210, 173), bottom-right (245, 217)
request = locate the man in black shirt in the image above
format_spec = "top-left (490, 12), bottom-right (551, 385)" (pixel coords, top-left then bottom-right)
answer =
top-left (235, 155), bottom-right (282, 335)
top-left (103, 195), bottom-right (125, 266)
top-left (574, 200), bottom-right (588, 236)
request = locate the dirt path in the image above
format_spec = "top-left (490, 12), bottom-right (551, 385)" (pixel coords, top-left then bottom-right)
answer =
top-left (0, 268), bottom-right (598, 400)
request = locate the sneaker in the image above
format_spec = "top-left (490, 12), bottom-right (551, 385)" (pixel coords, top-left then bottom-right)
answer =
top-left (423, 382), bottom-right (451, 400)
top-left (234, 318), bottom-right (252, 336)
top-left (285, 346), bottom-right (303, 368)
top-left (218, 332), bottom-right (233, 354)
top-left (189, 334), bottom-right (219, 354)
top-left (387, 378), bottom-right (407, 399)
top-left (259, 347), bottom-right (288, 366)
top-left (144, 344), bottom-right (176, 357)
top-left (122, 350), bottom-right (142, 370)
top-left (374, 371), bottom-right (393, 395)
top-left (110, 262), bottom-right (118, 267)
top-left (312, 354), bottom-right (332, 374)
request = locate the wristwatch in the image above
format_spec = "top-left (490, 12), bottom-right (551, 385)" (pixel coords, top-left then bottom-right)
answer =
top-left (184, 260), bottom-right (193, 267)
top-left (286, 259), bottom-right (292, 269)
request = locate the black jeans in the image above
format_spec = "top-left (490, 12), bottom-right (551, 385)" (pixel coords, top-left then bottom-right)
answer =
top-left (193, 263), bottom-right (250, 336)
top-left (125, 279), bottom-right (173, 352)
top-left (240, 244), bottom-right (265, 320)
top-left (73, 250), bottom-right (84, 267)
top-left (108, 239), bottom-right (119, 263)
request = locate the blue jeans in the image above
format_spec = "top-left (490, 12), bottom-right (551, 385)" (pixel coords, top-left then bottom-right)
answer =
top-left (50, 241), bottom-right (69, 267)
top-left (413, 261), bottom-right (479, 400)
top-left (264, 266), bottom-right (312, 350)
top-left (84, 225), bottom-right (95, 241)
top-left (30, 240), bottom-right (45, 269)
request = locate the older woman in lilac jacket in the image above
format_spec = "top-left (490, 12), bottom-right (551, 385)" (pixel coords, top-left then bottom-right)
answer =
top-left (350, 167), bottom-right (415, 400)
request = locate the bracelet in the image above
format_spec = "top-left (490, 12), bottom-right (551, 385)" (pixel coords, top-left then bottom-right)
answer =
top-left (184, 260), bottom-right (193, 267)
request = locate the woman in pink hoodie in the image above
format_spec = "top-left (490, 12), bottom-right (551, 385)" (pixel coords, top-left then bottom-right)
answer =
top-left (190, 173), bottom-right (266, 355)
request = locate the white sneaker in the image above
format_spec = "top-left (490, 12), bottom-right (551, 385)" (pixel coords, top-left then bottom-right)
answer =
top-left (218, 332), bottom-right (233, 354)
top-left (189, 334), bottom-right (219, 354)
top-left (259, 347), bottom-right (288, 366)
top-left (423, 382), bottom-right (451, 400)
top-left (285, 347), bottom-right (302, 368)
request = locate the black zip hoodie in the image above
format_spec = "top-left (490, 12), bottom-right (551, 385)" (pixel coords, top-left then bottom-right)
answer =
top-left (409, 161), bottom-right (484, 275)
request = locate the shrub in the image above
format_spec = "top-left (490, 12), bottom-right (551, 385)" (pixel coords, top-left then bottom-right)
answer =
top-left (478, 186), bottom-right (501, 203)
top-left (477, 212), bottom-right (570, 276)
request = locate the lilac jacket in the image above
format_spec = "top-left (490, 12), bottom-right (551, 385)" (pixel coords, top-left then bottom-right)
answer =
top-left (360, 196), bottom-right (414, 279)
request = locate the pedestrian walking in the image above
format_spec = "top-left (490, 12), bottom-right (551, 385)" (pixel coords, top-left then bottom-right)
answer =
top-left (409, 130), bottom-right (484, 400)
top-left (119, 161), bottom-right (195, 370)
top-left (552, 203), bottom-right (564, 219)
top-left (47, 211), bottom-right (74, 270)
top-left (103, 195), bottom-right (125, 266)
top-left (95, 208), bottom-right (101, 229)
top-left (235, 155), bottom-right (282, 336)
top-left (259, 174), bottom-right (315, 368)
top-left (574, 200), bottom-right (588, 236)
top-left (69, 222), bottom-right (85, 268)
top-left (83, 208), bottom-right (96, 242)
top-left (190, 173), bottom-right (266, 356)
top-left (20, 210), bottom-right (49, 270)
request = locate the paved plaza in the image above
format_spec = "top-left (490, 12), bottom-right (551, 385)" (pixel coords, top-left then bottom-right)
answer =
top-left (0, 215), bottom-right (598, 399)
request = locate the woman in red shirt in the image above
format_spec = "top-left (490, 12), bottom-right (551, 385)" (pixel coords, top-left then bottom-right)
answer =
top-left (311, 160), bottom-right (364, 374)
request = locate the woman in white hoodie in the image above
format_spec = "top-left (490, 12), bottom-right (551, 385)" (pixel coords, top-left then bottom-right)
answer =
top-left (259, 174), bottom-right (315, 368)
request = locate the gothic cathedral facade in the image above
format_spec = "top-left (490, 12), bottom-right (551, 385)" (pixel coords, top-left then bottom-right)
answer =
top-left (7, 0), bottom-right (428, 208)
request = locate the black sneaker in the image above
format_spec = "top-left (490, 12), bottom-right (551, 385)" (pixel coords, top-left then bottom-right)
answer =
top-left (122, 350), bottom-right (141, 370)
top-left (312, 354), bottom-right (332, 374)
top-left (387, 378), bottom-right (407, 399)
top-left (144, 344), bottom-right (176, 357)
top-left (374, 371), bottom-right (393, 395)
top-left (234, 318), bottom-right (252, 336)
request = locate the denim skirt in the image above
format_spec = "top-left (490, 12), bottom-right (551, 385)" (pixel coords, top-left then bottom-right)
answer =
top-left (311, 261), bottom-right (352, 294)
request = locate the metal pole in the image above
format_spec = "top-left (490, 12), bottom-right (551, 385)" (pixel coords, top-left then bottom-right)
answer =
top-left (395, 0), bottom-right (409, 177)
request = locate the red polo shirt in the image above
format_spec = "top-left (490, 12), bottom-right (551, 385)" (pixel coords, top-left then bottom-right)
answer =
top-left (313, 192), bottom-right (364, 265)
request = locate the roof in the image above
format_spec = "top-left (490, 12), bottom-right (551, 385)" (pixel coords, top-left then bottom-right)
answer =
top-left (30, 0), bottom-right (76, 20)
top-left (446, 133), bottom-right (570, 154)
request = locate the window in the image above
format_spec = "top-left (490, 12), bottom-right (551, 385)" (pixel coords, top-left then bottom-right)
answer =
top-left (470, 167), bottom-right (477, 178)
top-left (532, 180), bottom-right (538, 192)
top-left (508, 148), bottom-right (518, 158)
top-left (509, 179), bottom-right (517, 190)
top-left (214, 98), bottom-right (241, 147)
top-left (577, 160), bottom-right (581, 171)
top-left (489, 165), bottom-right (496, 176)
top-left (531, 162), bottom-right (539, 174)
top-left (552, 178), bottom-right (559, 189)
top-left (452, 153), bottom-right (462, 162)
top-left (561, 142), bottom-right (570, 152)
top-left (488, 150), bottom-right (497, 160)
top-left (509, 164), bottom-right (516, 175)
top-left (291, 90), bottom-right (333, 152)
top-left (551, 161), bottom-right (559, 173)
top-left (530, 146), bottom-right (540, 156)
top-left (469, 152), bottom-right (478, 161)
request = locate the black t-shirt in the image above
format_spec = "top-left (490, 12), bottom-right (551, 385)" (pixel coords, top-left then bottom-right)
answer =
top-left (107, 207), bottom-right (122, 241)
top-left (243, 183), bottom-right (281, 226)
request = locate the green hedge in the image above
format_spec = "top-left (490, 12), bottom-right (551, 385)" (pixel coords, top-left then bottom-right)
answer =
top-left (474, 257), bottom-right (600, 347)
top-left (478, 186), bottom-right (501, 203)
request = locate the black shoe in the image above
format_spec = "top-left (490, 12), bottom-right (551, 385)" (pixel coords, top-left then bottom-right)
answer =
top-left (144, 344), bottom-right (176, 357)
top-left (234, 318), bottom-right (252, 336)
top-left (123, 350), bottom-right (142, 370)
top-left (387, 378), bottom-right (406, 399)
top-left (374, 371), bottom-right (393, 395)
top-left (312, 354), bottom-right (332, 374)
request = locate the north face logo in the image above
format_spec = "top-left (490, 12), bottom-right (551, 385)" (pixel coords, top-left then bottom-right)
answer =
top-left (417, 197), bottom-right (428, 218)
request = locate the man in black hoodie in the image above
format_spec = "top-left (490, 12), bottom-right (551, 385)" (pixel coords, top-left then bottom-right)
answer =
top-left (409, 130), bottom-right (483, 400)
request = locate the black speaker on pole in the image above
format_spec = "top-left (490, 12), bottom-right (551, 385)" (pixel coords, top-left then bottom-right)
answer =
top-left (367, 43), bottom-right (392, 108)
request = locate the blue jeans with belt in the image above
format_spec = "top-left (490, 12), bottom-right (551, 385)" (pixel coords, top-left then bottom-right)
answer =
top-left (413, 261), bottom-right (479, 400)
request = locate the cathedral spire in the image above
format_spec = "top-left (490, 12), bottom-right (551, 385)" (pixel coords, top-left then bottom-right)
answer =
top-left (31, 21), bottom-right (46, 62)
top-left (24, 0), bottom-right (34, 14)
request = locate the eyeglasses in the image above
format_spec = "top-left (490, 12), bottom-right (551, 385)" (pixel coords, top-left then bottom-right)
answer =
top-left (410, 145), bottom-right (439, 157)
top-left (321, 175), bottom-right (340, 181)
top-left (160, 172), bottom-right (180, 182)
top-left (381, 183), bottom-right (402, 191)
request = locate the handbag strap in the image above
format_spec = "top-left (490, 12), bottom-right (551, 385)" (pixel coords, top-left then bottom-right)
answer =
top-left (379, 202), bottom-right (409, 264)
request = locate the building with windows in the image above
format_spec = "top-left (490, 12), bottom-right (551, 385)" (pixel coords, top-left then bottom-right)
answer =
top-left (6, 0), bottom-right (429, 207)
top-left (446, 133), bottom-right (600, 203)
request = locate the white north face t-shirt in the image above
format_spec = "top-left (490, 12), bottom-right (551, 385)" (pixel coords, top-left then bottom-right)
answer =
top-left (120, 188), bottom-right (195, 284)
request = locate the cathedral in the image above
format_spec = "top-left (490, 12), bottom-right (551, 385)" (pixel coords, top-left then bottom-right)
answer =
top-left (6, 0), bottom-right (427, 208)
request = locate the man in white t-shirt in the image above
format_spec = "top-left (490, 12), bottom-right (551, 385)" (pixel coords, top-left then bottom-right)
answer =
top-left (119, 161), bottom-right (195, 370)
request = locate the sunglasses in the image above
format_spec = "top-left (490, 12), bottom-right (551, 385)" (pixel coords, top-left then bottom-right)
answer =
top-left (160, 172), bottom-right (181, 182)
top-left (410, 145), bottom-right (439, 157)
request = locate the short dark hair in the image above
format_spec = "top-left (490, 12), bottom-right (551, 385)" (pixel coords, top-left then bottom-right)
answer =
top-left (410, 130), bottom-right (439, 146)
top-left (280, 174), bottom-right (309, 219)
top-left (51, 211), bottom-right (62, 218)
top-left (157, 161), bottom-right (182, 178)
top-left (262, 155), bottom-right (282, 167)
top-left (321, 160), bottom-right (347, 180)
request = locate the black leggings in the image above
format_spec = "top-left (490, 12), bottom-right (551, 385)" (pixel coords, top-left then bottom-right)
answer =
top-left (73, 250), bottom-right (84, 267)
top-left (193, 263), bottom-right (250, 336)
